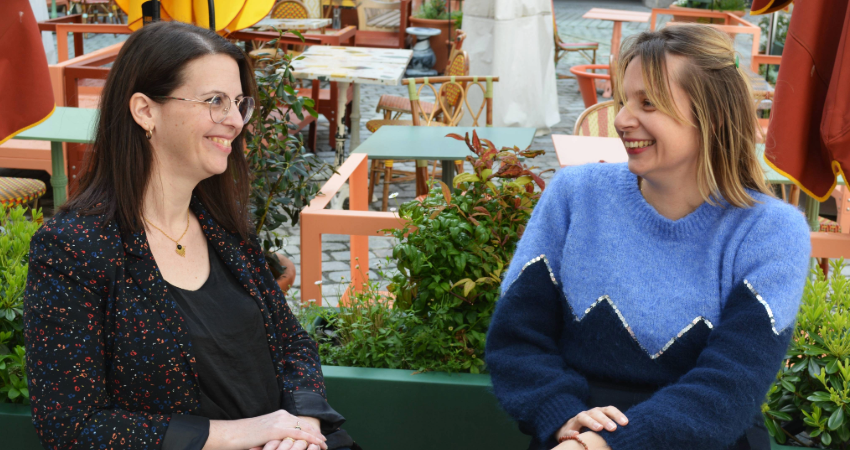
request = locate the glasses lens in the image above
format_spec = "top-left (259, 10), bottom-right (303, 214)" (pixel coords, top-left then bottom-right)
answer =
top-left (209, 94), bottom-right (228, 124)
top-left (239, 97), bottom-right (255, 124)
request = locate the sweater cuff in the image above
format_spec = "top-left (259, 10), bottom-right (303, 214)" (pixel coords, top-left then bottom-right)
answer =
top-left (597, 419), bottom-right (654, 450)
top-left (162, 413), bottom-right (210, 450)
top-left (533, 394), bottom-right (588, 445)
top-left (282, 390), bottom-right (346, 432)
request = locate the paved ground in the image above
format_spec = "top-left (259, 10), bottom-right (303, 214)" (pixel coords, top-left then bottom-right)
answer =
top-left (38, 0), bottom-right (773, 305)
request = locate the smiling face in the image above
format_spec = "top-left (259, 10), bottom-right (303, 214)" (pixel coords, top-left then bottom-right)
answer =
top-left (149, 53), bottom-right (245, 183)
top-left (614, 55), bottom-right (701, 183)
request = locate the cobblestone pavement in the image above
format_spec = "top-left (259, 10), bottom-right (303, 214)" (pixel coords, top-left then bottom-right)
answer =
top-left (41, 0), bottom-right (771, 305)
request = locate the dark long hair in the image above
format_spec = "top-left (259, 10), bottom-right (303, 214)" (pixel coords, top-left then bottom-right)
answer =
top-left (63, 21), bottom-right (256, 239)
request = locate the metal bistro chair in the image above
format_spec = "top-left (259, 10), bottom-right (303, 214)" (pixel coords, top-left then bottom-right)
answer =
top-left (374, 30), bottom-right (467, 121)
top-left (366, 75), bottom-right (498, 210)
top-left (271, 0), bottom-right (310, 18)
top-left (354, 0), bottom-right (410, 49)
top-left (574, 100), bottom-right (617, 137)
top-left (551, 0), bottom-right (598, 79)
top-left (0, 177), bottom-right (47, 214)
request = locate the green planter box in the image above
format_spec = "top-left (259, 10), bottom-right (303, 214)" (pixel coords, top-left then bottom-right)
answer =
top-left (0, 403), bottom-right (41, 450)
top-left (0, 373), bottom-right (805, 450)
top-left (322, 365), bottom-right (529, 450)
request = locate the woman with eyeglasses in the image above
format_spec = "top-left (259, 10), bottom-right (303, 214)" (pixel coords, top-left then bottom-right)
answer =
top-left (23, 21), bottom-right (356, 450)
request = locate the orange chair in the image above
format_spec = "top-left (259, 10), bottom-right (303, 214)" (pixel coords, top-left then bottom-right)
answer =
top-left (573, 101), bottom-right (617, 137)
top-left (569, 64), bottom-right (611, 108)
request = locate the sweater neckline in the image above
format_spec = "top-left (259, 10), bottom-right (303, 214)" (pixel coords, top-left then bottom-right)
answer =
top-left (617, 164), bottom-right (723, 239)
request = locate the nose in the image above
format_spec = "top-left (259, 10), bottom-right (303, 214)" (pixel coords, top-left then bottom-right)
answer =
top-left (614, 101), bottom-right (638, 136)
top-left (221, 102), bottom-right (244, 131)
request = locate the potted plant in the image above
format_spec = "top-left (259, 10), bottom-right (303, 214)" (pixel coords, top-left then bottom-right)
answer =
top-left (308, 131), bottom-right (550, 450)
top-left (0, 204), bottom-right (43, 450)
top-left (763, 259), bottom-right (850, 449)
top-left (245, 32), bottom-right (334, 293)
top-left (670, 0), bottom-right (748, 23)
top-left (409, 0), bottom-right (464, 74)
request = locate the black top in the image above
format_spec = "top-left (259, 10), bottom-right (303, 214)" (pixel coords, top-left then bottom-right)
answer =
top-left (161, 241), bottom-right (281, 448)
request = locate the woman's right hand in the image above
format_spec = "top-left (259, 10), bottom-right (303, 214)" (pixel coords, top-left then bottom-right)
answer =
top-left (206, 409), bottom-right (327, 450)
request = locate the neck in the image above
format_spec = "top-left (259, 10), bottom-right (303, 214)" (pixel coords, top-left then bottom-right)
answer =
top-left (142, 165), bottom-right (196, 231)
top-left (640, 171), bottom-right (705, 221)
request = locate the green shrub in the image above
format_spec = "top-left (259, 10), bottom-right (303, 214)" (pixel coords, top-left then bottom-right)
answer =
top-left (764, 259), bottom-right (850, 448)
top-left (0, 204), bottom-right (42, 404)
top-left (414, 0), bottom-right (463, 22)
top-left (246, 31), bottom-right (333, 279)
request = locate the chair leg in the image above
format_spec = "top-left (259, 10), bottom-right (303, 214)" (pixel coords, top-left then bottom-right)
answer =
top-left (308, 121), bottom-right (317, 152)
top-left (382, 162), bottom-right (393, 212)
top-left (368, 159), bottom-right (379, 203)
top-left (383, 110), bottom-right (392, 120)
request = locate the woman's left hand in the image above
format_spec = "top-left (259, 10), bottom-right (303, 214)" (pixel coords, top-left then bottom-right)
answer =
top-left (250, 416), bottom-right (324, 450)
top-left (556, 406), bottom-right (628, 440)
top-left (553, 431), bottom-right (611, 450)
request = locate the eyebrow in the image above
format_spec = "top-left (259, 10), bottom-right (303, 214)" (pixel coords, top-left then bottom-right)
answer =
top-left (200, 90), bottom-right (245, 98)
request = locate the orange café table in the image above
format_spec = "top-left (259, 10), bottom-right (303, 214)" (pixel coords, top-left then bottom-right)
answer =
top-left (581, 8), bottom-right (651, 61)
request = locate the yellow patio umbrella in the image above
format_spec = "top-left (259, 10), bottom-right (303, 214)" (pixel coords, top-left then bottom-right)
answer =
top-left (116, 0), bottom-right (275, 34)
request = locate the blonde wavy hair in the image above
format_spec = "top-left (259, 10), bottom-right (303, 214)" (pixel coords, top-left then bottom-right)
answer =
top-left (612, 24), bottom-right (772, 208)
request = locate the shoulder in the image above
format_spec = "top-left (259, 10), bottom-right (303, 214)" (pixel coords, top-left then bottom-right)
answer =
top-left (735, 192), bottom-right (810, 251)
top-left (31, 208), bottom-right (123, 267)
top-left (727, 192), bottom-right (811, 331)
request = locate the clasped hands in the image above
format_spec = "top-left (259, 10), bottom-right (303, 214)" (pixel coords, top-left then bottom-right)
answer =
top-left (249, 415), bottom-right (326, 450)
top-left (553, 406), bottom-right (628, 450)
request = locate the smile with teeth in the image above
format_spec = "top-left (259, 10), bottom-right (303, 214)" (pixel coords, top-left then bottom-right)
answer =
top-left (208, 137), bottom-right (231, 147)
top-left (624, 140), bottom-right (656, 149)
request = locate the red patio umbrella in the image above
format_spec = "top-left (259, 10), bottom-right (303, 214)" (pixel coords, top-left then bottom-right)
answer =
top-left (755, 0), bottom-right (850, 202)
top-left (0, 0), bottom-right (55, 146)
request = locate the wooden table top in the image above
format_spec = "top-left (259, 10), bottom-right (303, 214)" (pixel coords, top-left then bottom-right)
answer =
top-left (254, 17), bottom-right (333, 31)
top-left (353, 126), bottom-right (536, 160)
top-left (16, 107), bottom-right (97, 143)
top-left (582, 8), bottom-right (651, 23)
top-left (289, 46), bottom-right (413, 85)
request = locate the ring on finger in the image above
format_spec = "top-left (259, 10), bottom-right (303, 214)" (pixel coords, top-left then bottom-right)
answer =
top-left (285, 437), bottom-right (295, 443)
top-left (294, 419), bottom-right (302, 431)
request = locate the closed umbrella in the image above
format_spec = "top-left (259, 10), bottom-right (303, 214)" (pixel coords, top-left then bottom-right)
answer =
top-left (755, 0), bottom-right (850, 207)
top-left (460, 0), bottom-right (560, 133)
top-left (0, 0), bottom-right (55, 145)
top-left (115, 0), bottom-right (274, 33)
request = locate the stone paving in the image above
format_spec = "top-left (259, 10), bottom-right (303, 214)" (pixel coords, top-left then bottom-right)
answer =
top-left (39, 0), bottom-right (772, 305)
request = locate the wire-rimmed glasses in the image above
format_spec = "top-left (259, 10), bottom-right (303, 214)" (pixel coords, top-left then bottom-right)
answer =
top-left (154, 93), bottom-right (255, 125)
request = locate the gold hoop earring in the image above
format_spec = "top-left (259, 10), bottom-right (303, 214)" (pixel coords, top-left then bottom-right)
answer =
top-left (145, 122), bottom-right (153, 140)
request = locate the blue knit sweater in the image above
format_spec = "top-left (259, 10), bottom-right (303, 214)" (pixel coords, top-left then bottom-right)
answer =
top-left (485, 163), bottom-right (811, 450)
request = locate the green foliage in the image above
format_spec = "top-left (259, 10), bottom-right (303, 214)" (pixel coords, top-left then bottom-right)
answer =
top-left (414, 0), bottom-right (463, 22)
top-left (0, 204), bottom-right (41, 404)
top-left (673, 0), bottom-right (747, 10)
top-left (246, 31), bottom-right (333, 278)
top-left (758, 13), bottom-right (790, 85)
top-left (378, 131), bottom-right (549, 373)
top-left (764, 260), bottom-right (850, 448)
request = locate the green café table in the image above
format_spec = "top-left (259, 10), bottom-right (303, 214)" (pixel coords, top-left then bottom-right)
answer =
top-left (352, 126), bottom-right (537, 196)
top-left (15, 107), bottom-right (98, 207)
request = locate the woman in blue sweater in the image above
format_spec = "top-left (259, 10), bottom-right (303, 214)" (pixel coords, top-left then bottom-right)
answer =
top-left (485, 25), bottom-right (811, 450)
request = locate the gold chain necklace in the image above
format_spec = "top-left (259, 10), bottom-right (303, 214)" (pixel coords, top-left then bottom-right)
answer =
top-left (144, 211), bottom-right (190, 257)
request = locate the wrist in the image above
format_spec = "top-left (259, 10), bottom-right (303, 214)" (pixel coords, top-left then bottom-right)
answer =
top-left (579, 431), bottom-right (611, 450)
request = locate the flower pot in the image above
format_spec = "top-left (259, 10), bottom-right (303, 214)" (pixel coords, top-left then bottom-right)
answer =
top-left (322, 365), bottom-right (529, 450)
top-left (0, 403), bottom-right (42, 450)
top-left (408, 16), bottom-right (454, 74)
top-left (669, 4), bottom-right (745, 24)
top-left (274, 252), bottom-right (297, 293)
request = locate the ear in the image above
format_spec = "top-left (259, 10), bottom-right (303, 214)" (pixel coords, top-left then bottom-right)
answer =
top-left (129, 93), bottom-right (158, 131)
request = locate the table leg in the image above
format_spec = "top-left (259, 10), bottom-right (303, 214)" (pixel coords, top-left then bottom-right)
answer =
top-left (603, 21), bottom-right (624, 98)
top-left (351, 83), bottom-right (362, 150)
top-left (335, 81), bottom-right (351, 167)
top-left (415, 160), bottom-right (428, 196)
top-left (440, 160), bottom-right (455, 188)
top-left (50, 141), bottom-right (68, 207)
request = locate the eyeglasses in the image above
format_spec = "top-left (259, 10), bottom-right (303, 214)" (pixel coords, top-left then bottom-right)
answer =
top-left (154, 93), bottom-right (255, 125)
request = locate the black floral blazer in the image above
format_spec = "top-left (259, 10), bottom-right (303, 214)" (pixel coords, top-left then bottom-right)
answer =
top-left (24, 198), bottom-right (331, 449)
